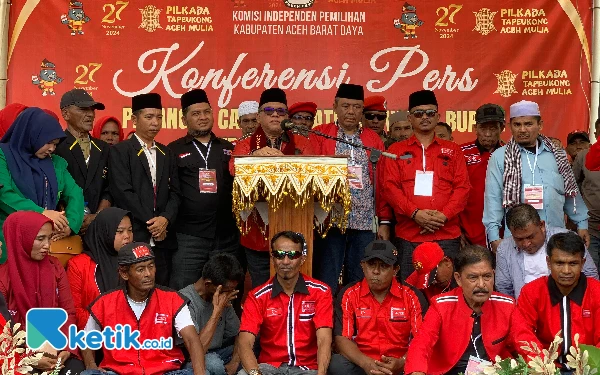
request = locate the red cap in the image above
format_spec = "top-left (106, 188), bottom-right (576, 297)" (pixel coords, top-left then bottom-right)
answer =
top-left (405, 242), bottom-right (444, 289)
top-left (363, 96), bottom-right (387, 112)
top-left (289, 102), bottom-right (317, 116)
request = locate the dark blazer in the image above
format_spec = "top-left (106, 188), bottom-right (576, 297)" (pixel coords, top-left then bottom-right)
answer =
top-left (54, 130), bottom-right (111, 213)
top-left (108, 136), bottom-right (180, 249)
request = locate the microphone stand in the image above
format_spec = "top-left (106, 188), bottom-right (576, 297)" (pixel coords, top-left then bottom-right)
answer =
top-left (287, 123), bottom-right (396, 234)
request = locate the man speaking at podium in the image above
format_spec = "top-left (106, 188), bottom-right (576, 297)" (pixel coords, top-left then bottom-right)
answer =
top-left (230, 88), bottom-right (313, 288)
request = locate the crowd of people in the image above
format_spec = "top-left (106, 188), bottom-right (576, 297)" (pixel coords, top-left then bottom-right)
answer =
top-left (0, 83), bottom-right (599, 375)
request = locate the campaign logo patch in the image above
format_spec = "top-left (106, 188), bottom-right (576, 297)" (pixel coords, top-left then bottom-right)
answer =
top-left (583, 309), bottom-right (591, 318)
top-left (223, 149), bottom-right (232, 156)
top-left (133, 245), bottom-right (151, 259)
top-left (179, 152), bottom-right (191, 159)
top-left (267, 307), bottom-right (282, 317)
top-left (466, 154), bottom-right (482, 164)
top-left (390, 307), bottom-right (407, 320)
top-left (356, 307), bottom-right (371, 318)
top-left (302, 301), bottom-right (316, 314)
top-left (441, 148), bottom-right (454, 157)
top-left (155, 313), bottom-right (169, 324)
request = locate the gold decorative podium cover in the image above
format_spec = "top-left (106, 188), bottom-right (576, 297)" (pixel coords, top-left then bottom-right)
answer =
top-left (233, 156), bottom-right (351, 234)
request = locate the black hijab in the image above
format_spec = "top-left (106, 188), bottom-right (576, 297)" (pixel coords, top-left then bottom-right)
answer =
top-left (83, 207), bottom-right (132, 293)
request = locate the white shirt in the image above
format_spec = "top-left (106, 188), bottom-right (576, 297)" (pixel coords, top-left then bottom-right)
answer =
top-left (134, 133), bottom-right (158, 247)
top-left (523, 247), bottom-right (549, 284)
top-left (84, 297), bottom-right (194, 338)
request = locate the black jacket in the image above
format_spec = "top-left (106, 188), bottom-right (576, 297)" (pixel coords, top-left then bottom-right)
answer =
top-left (54, 130), bottom-right (111, 213)
top-left (108, 137), bottom-right (180, 249)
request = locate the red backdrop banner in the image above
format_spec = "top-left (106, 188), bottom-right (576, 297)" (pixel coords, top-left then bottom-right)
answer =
top-left (6, 0), bottom-right (592, 145)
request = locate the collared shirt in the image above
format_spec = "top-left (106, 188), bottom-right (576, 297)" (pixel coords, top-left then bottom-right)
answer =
top-left (334, 278), bottom-right (422, 360)
top-left (573, 149), bottom-right (600, 237)
top-left (168, 133), bottom-right (236, 239)
top-left (240, 274), bottom-right (333, 370)
top-left (383, 135), bottom-right (471, 242)
top-left (335, 127), bottom-right (374, 231)
top-left (459, 140), bottom-right (502, 246)
top-left (483, 142), bottom-right (588, 243)
top-left (495, 226), bottom-right (598, 299)
top-left (134, 133), bottom-right (158, 187)
top-left (447, 312), bottom-right (489, 375)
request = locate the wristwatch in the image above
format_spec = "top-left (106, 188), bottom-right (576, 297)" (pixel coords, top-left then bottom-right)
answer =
top-left (249, 369), bottom-right (262, 375)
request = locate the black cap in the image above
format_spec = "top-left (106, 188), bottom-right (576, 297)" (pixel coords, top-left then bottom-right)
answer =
top-left (60, 89), bottom-right (105, 110)
top-left (181, 89), bottom-right (210, 110)
top-left (362, 240), bottom-right (398, 265)
top-left (408, 90), bottom-right (438, 111)
top-left (335, 83), bottom-right (364, 101)
top-left (567, 130), bottom-right (590, 144)
top-left (132, 93), bottom-right (162, 112)
top-left (118, 242), bottom-right (155, 266)
top-left (259, 88), bottom-right (287, 107)
top-left (475, 104), bottom-right (505, 124)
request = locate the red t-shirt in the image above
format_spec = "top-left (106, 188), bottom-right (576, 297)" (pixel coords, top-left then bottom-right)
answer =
top-left (240, 274), bottom-right (333, 369)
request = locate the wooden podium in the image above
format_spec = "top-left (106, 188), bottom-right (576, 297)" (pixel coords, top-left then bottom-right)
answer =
top-left (232, 156), bottom-right (351, 276)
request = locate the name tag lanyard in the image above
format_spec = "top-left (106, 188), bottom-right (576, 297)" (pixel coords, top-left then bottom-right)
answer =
top-left (525, 142), bottom-right (538, 185)
top-left (471, 333), bottom-right (482, 359)
top-left (192, 140), bottom-right (212, 169)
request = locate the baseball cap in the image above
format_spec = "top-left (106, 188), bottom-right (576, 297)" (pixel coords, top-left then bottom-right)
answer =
top-left (362, 240), bottom-right (398, 265)
top-left (567, 130), bottom-right (590, 144)
top-left (118, 242), bottom-right (155, 266)
top-left (405, 242), bottom-right (444, 289)
top-left (60, 89), bottom-right (105, 110)
top-left (475, 104), bottom-right (505, 124)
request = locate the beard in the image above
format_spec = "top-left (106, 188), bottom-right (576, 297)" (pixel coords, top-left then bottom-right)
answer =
top-left (189, 129), bottom-right (211, 138)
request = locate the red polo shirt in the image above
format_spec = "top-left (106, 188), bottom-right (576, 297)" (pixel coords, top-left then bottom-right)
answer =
top-left (334, 278), bottom-right (423, 360)
top-left (458, 140), bottom-right (502, 246)
top-left (240, 274), bottom-right (333, 369)
top-left (381, 135), bottom-right (470, 242)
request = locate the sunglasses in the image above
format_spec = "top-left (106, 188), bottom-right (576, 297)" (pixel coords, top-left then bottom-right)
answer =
top-left (364, 113), bottom-right (387, 121)
top-left (271, 250), bottom-right (303, 260)
top-left (261, 107), bottom-right (288, 116)
top-left (292, 114), bottom-right (314, 121)
top-left (411, 109), bottom-right (438, 118)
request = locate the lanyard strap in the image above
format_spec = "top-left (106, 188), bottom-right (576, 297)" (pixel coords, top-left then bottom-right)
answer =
top-left (192, 140), bottom-right (212, 169)
top-left (421, 144), bottom-right (426, 172)
top-left (525, 142), bottom-right (539, 185)
top-left (471, 333), bottom-right (482, 359)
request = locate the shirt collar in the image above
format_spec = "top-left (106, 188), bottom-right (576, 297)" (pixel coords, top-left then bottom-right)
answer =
top-left (358, 277), bottom-right (403, 298)
top-left (548, 274), bottom-right (587, 306)
top-left (271, 274), bottom-right (309, 298)
top-left (474, 139), bottom-right (502, 154)
top-left (134, 133), bottom-right (157, 149)
top-left (407, 134), bottom-right (440, 146)
top-left (335, 120), bottom-right (363, 136)
top-left (184, 132), bottom-right (217, 144)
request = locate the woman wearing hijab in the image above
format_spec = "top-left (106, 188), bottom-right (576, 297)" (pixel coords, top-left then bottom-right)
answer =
top-left (0, 211), bottom-right (84, 374)
top-left (0, 107), bottom-right (84, 263)
top-left (92, 116), bottom-right (123, 146)
top-left (67, 207), bottom-right (133, 329)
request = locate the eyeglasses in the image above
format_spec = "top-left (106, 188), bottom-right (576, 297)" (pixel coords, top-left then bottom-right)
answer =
top-left (364, 113), bottom-right (387, 121)
top-left (292, 114), bottom-right (314, 121)
top-left (411, 109), bottom-right (438, 118)
top-left (260, 107), bottom-right (288, 117)
top-left (271, 250), bottom-right (303, 260)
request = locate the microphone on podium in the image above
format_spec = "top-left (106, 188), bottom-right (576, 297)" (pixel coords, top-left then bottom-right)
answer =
top-left (280, 119), bottom-right (296, 131)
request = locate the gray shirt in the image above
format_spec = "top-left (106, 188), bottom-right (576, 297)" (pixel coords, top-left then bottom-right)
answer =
top-left (573, 149), bottom-right (600, 238)
top-left (179, 284), bottom-right (240, 350)
top-left (495, 226), bottom-right (599, 299)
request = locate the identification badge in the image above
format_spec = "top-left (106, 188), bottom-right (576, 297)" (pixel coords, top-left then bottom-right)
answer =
top-left (348, 165), bottom-right (364, 190)
top-left (465, 356), bottom-right (492, 375)
top-left (390, 307), bottom-right (407, 320)
top-left (524, 184), bottom-right (543, 209)
top-left (414, 171), bottom-right (434, 196)
top-left (199, 169), bottom-right (218, 193)
top-left (302, 301), bottom-right (316, 314)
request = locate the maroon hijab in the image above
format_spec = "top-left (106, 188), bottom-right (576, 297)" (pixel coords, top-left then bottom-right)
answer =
top-left (0, 211), bottom-right (55, 325)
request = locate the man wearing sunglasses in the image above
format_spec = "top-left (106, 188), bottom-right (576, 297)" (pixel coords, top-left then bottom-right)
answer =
top-left (311, 83), bottom-right (385, 294)
top-left (330, 240), bottom-right (423, 375)
top-left (289, 102), bottom-right (317, 131)
top-left (381, 90), bottom-right (470, 282)
top-left (230, 88), bottom-right (314, 289)
top-left (362, 96), bottom-right (388, 143)
top-left (238, 231), bottom-right (333, 375)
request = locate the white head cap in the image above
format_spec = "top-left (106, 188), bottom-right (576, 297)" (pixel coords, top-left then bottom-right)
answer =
top-left (238, 101), bottom-right (259, 117)
top-left (510, 100), bottom-right (541, 119)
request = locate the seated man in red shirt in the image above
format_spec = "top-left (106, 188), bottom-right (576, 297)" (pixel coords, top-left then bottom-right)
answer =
top-left (238, 231), bottom-right (333, 375)
top-left (405, 245), bottom-right (515, 375)
top-left (80, 242), bottom-right (205, 375)
top-left (330, 240), bottom-right (423, 375)
top-left (511, 232), bottom-right (600, 369)
top-left (405, 242), bottom-right (456, 302)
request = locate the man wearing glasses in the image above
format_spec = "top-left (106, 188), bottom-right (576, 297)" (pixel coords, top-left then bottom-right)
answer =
top-left (238, 231), bottom-right (333, 375)
top-left (362, 96), bottom-right (388, 143)
top-left (381, 90), bottom-right (470, 281)
top-left (230, 88), bottom-right (313, 289)
top-left (289, 102), bottom-right (317, 131)
top-left (311, 83), bottom-right (384, 294)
